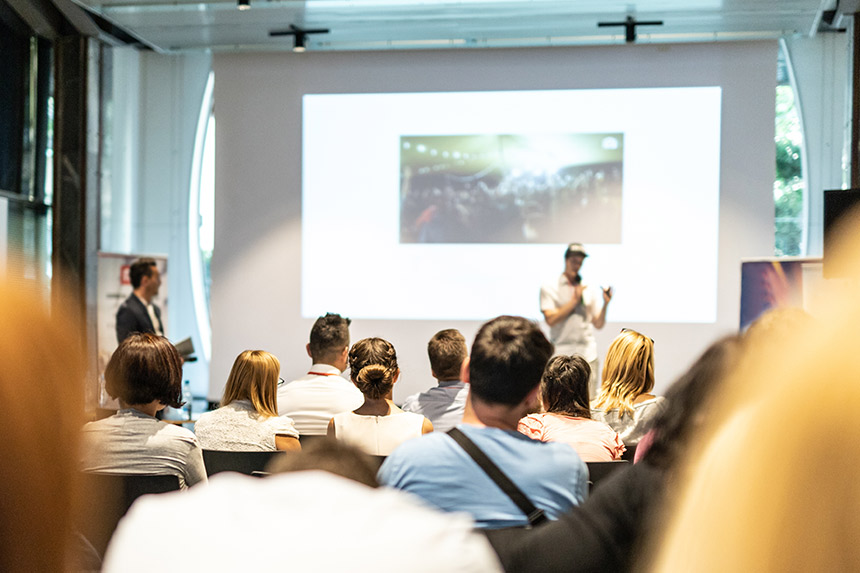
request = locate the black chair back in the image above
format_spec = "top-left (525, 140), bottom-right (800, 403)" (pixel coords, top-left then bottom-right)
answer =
top-left (202, 449), bottom-right (286, 477)
top-left (298, 434), bottom-right (329, 448)
top-left (368, 455), bottom-right (387, 472)
top-left (620, 443), bottom-right (637, 462)
top-left (78, 473), bottom-right (181, 558)
top-left (585, 460), bottom-right (629, 492)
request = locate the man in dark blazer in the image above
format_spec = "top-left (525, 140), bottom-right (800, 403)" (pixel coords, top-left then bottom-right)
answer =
top-left (116, 258), bottom-right (164, 344)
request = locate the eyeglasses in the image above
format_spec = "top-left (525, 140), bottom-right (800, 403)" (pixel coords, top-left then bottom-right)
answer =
top-left (621, 328), bottom-right (654, 344)
top-left (278, 377), bottom-right (286, 386)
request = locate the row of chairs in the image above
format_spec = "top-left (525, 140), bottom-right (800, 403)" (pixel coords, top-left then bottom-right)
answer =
top-left (79, 446), bottom-right (630, 561)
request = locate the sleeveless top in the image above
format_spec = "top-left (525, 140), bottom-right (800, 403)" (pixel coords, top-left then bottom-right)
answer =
top-left (332, 411), bottom-right (425, 455)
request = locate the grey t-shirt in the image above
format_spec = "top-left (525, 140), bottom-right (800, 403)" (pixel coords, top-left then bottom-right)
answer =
top-left (591, 396), bottom-right (667, 446)
top-left (80, 408), bottom-right (207, 488)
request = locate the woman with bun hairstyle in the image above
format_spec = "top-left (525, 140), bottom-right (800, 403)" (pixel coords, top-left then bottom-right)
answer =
top-left (328, 338), bottom-right (433, 455)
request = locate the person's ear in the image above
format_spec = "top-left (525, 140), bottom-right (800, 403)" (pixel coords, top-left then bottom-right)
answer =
top-left (460, 357), bottom-right (470, 384)
top-left (393, 368), bottom-right (401, 385)
top-left (305, 343), bottom-right (313, 359)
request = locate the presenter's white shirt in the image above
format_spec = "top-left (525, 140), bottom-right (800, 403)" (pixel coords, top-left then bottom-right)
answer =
top-left (277, 364), bottom-right (364, 435)
top-left (540, 273), bottom-right (601, 362)
top-left (134, 293), bottom-right (163, 336)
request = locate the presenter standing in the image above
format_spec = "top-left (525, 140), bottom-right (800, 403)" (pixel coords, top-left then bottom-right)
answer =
top-left (540, 243), bottom-right (612, 399)
top-left (116, 258), bottom-right (164, 344)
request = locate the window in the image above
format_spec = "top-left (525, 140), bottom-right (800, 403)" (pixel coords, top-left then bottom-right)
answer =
top-left (0, 23), bottom-right (53, 294)
top-left (189, 71), bottom-right (214, 360)
top-left (774, 45), bottom-right (805, 256)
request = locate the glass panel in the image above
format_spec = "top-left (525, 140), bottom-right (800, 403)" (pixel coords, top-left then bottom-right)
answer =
top-left (774, 46), bottom-right (804, 257)
top-left (774, 84), bottom-right (804, 256)
top-left (2, 201), bottom-right (51, 301)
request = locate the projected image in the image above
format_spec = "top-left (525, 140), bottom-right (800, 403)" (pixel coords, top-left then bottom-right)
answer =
top-left (399, 133), bottom-right (623, 244)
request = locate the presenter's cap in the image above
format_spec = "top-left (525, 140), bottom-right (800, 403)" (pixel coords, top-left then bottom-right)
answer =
top-left (565, 243), bottom-right (588, 259)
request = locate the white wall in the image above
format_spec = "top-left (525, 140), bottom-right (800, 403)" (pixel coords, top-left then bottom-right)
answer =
top-left (211, 42), bottom-right (777, 402)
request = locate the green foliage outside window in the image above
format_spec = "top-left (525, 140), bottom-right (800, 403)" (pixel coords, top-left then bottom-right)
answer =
top-left (774, 85), bottom-right (804, 256)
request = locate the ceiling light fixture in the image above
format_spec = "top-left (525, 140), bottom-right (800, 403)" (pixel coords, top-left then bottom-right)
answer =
top-left (269, 24), bottom-right (330, 52)
top-left (294, 32), bottom-right (306, 52)
top-left (597, 15), bottom-right (663, 43)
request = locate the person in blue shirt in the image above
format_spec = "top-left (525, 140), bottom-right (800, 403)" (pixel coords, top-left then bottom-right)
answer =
top-left (379, 316), bottom-right (587, 529)
top-left (401, 329), bottom-right (470, 433)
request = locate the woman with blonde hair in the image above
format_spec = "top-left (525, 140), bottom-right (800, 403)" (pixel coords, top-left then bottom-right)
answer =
top-left (591, 329), bottom-right (664, 446)
top-left (195, 350), bottom-right (300, 451)
top-left (328, 338), bottom-right (432, 455)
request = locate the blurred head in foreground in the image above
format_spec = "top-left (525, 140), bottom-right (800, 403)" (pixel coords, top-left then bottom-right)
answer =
top-left (267, 439), bottom-right (379, 488)
top-left (640, 334), bottom-right (744, 471)
top-left (654, 211), bottom-right (860, 571)
top-left (0, 284), bottom-right (84, 572)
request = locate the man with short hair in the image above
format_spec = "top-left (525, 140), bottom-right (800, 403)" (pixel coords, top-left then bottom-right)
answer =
top-left (401, 329), bottom-right (469, 433)
top-left (278, 313), bottom-right (364, 435)
top-left (540, 242), bottom-right (612, 398)
top-left (115, 258), bottom-right (164, 344)
top-left (379, 316), bottom-right (587, 529)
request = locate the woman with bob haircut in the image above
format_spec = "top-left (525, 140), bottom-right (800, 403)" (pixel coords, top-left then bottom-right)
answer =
top-left (328, 337), bottom-right (432, 455)
top-left (518, 355), bottom-right (625, 461)
top-left (80, 333), bottom-right (206, 488)
top-left (195, 350), bottom-right (300, 451)
top-left (591, 329), bottom-right (665, 446)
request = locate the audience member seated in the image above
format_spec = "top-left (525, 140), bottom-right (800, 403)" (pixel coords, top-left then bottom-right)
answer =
top-left (401, 329), bottom-right (470, 432)
top-left (266, 438), bottom-right (381, 487)
top-left (591, 329), bottom-right (665, 446)
top-left (489, 334), bottom-right (744, 571)
top-left (0, 283), bottom-right (88, 572)
top-left (80, 333), bottom-right (207, 489)
top-left (195, 350), bottom-right (300, 451)
top-left (278, 313), bottom-right (363, 435)
top-left (379, 316), bottom-right (587, 529)
top-left (328, 338), bottom-right (432, 455)
top-left (654, 307), bottom-right (837, 569)
top-left (518, 355), bottom-right (625, 461)
top-left (102, 442), bottom-right (503, 572)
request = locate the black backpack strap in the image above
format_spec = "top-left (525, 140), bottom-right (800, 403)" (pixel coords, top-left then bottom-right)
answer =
top-left (447, 428), bottom-right (548, 527)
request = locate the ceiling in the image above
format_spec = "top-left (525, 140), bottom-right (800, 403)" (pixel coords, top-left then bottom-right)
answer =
top-left (72, 0), bottom-right (841, 53)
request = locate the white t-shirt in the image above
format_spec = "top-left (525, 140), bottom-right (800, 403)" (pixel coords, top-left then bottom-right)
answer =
top-left (277, 364), bottom-right (364, 435)
top-left (102, 471), bottom-right (503, 573)
top-left (540, 273), bottom-right (601, 361)
top-left (194, 400), bottom-right (299, 451)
